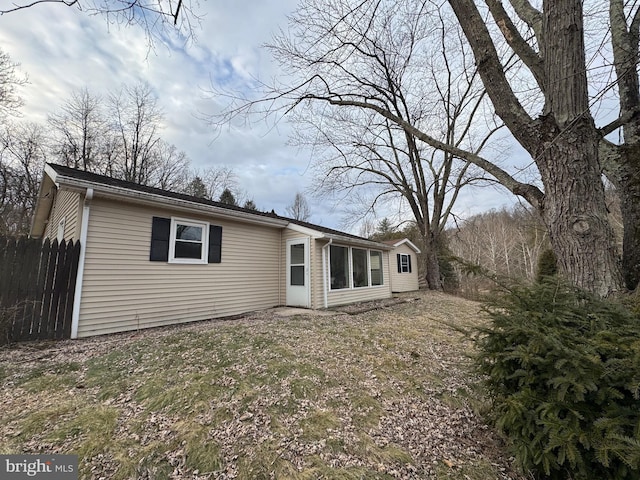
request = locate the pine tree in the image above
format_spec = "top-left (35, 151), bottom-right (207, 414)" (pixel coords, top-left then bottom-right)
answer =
top-left (218, 188), bottom-right (237, 206)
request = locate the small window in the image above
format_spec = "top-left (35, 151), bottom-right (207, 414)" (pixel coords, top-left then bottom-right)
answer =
top-left (352, 248), bottom-right (369, 288)
top-left (290, 243), bottom-right (305, 286)
top-left (170, 218), bottom-right (209, 264)
top-left (330, 245), bottom-right (350, 290)
top-left (370, 251), bottom-right (383, 286)
top-left (398, 253), bottom-right (412, 273)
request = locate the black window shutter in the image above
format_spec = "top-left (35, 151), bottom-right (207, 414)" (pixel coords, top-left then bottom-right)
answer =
top-left (397, 253), bottom-right (401, 273)
top-left (408, 255), bottom-right (412, 273)
top-left (208, 225), bottom-right (222, 263)
top-left (150, 217), bottom-right (170, 261)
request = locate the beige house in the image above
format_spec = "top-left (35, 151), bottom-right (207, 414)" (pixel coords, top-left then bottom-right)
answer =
top-left (382, 239), bottom-right (422, 292)
top-left (30, 164), bottom-right (403, 338)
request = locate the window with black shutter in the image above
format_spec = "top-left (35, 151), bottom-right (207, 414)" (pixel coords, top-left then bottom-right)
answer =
top-left (397, 253), bottom-right (411, 273)
top-left (149, 216), bottom-right (222, 264)
top-left (150, 217), bottom-right (171, 261)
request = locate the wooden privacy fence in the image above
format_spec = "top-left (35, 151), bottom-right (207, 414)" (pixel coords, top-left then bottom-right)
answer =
top-left (0, 237), bottom-right (80, 343)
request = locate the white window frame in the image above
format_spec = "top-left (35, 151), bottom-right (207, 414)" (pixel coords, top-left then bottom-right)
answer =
top-left (169, 217), bottom-right (209, 264)
top-left (399, 253), bottom-right (411, 273)
top-left (369, 250), bottom-right (384, 286)
top-left (352, 247), bottom-right (369, 288)
top-left (329, 245), bottom-right (385, 291)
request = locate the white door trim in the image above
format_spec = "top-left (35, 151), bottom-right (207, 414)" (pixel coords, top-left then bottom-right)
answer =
top-left (286, 237), bottom-right (310, 308)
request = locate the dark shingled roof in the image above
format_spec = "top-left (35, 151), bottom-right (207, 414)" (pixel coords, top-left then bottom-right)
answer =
top-left (48, 163), bottom-right (378, 244)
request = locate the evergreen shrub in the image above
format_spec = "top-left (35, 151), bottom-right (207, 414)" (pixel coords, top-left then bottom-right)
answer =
top-left (475, 280), bottom-right (640, 479)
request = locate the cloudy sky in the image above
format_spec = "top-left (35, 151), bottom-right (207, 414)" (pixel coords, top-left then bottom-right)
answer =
top-left (0, 0), bottom-right (518, 232)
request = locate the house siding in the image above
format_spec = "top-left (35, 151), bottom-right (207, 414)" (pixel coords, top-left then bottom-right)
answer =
top-left (46, 189), bottom-right (82, 241)
top-left (77, 198), bottom-right (282, 337)
top-left (389, 243), bottom-right (420, 292)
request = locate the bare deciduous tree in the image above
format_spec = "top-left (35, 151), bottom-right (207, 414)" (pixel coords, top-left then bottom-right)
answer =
top-left (443, 0), bottom-right (640, 294)
top-left (285, 192), bottom-right (311, 221)
top-left (109, 82), bottom-right (163, 185)
top-left (0, 49), bottom-right (27, 121)
top-left (48, 87), bottom-right (109, 172)
top-left (449, 205), bottom-right (549, 297)
top-left (216, 0), bottom-right (639, 295)
top-left (147, 140), bottom-right (190, 191)
top-left (47, 84), bottom-right (194, 191)
top-left (218, 0), bottom-right (500, 290)
top-left (0, 122), bottom-right (47, 235)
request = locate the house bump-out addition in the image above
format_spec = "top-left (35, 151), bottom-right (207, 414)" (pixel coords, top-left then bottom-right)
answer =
top-left (382, 238), bottom-right (422, 293)
top-left (30, 164), bottom-right (420, 338)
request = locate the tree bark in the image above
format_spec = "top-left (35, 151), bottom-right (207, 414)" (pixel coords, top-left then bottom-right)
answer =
top-left (537, 0), bottom-right (623, 295)
top-left (617, 148), bottom-right (640, 290)
top-left (607, 0), bottom-right (640, 290)
top-left (536, 116), bottom-right (623, 296)
top-left (448, 0), bottom-right (624, 295)
top-left (602, 143), bottom-right (640, 290)
top-left (423, 230), bottom-right (443, 291)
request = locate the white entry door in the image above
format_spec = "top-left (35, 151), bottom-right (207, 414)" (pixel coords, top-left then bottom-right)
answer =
top-left (286, 238), bottom-right (310, 307)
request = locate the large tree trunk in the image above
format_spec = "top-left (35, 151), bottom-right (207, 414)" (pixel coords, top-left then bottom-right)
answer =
top-left (619, 163), bottom-right (640, 291)
top-left (447, 0), bottom-right (624, 295)
top-left (423, 233), bottom-right (442, 291)
top-left (536, 116), bottom-right (623, 296)
top-left (536, 0), bottom-right (623, 295)
top-left (604, 144), bottom-right (640, 290)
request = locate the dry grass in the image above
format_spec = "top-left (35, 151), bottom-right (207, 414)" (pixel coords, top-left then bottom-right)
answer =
top-left (0, 291), bottom-right (527, 479)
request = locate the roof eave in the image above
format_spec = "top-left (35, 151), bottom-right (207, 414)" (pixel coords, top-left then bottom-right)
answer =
top-left (53, 174), bottom-right (290, 228)
top-left (320, 232), bottom-right (393, 250)
top-left (285, 222), bottom-right (391, 250)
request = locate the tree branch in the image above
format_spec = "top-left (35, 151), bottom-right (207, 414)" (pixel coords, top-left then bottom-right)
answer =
top-left (507, 0), bottom-right (542, 41)
top-left (308, 94), bottom-right (544, 209)
top-left (1, 0), bottom-right (78, 14)
top-left (485, 0), bottom-right (545, 90)
top-left (448, 0), bottom-right (538, 151)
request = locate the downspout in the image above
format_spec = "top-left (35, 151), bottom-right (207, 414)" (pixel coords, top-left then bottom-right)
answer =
top-left (70, 188), bottom-right (93, 339)
top-left (279, 229), bottom-right (283, 306)
top-left (322, 239), bottom-right (332, 309)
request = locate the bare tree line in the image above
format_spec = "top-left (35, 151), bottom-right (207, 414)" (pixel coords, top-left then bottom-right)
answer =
top-left (0, 60), bottom-right (239, 235)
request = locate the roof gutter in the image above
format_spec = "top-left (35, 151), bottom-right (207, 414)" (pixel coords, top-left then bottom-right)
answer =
top-left (320, 233), bottom-right (393, 251)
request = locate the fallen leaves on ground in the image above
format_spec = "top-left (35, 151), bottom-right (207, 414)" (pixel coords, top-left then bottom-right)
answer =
top-left (0, 291), bottom-right (527, 479)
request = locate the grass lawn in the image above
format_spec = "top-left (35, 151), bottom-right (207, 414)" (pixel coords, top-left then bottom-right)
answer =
top-left (0, 291), bottom-right (526, 479)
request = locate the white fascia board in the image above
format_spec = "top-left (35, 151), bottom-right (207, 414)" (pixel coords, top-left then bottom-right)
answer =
top-left (285, 223), bottom-right (324, 237)
top-left (286, 223), bottom-right (392, 250)
top-left (323, 233), bottom-right (393, 251)
top-left (44, 164), bottom-right (60, 185)
top-left (29, 172), bottom-right (57, 238)
top-left (391, 238), bottom-right (422, 253)
top-left (54, 176), bottom-right (289, 229)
